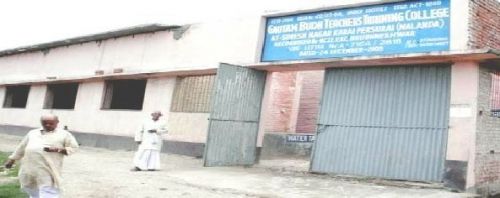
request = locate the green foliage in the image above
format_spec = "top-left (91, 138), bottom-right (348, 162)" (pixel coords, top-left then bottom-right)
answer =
top-left (0, 152), bottom-right (26, 198)
top-left (0, 151), bottom-right (19, 176)
top-left (0, 182), bottom-right (27, 198)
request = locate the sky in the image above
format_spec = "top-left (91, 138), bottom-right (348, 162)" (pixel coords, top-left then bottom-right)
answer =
top-left (0, 0), bottom-right (371, 51)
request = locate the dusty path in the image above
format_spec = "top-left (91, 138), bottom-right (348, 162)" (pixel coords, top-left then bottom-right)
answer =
top-left (0, 134), bottom-right (476, 198)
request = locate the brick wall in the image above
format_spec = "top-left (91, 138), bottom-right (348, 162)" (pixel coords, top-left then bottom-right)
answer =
top-left (296, 71), bottom-right (324, 133)
top-left (468, 0), bottom-right (500, 49)
top-left (475, 64), bottom-right (500, 193)
top-left (264, 72), bottom-right (297, 132)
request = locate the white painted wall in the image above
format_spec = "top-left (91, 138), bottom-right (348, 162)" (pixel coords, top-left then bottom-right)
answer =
top-left (168, 112), bottom-right (210, 143)
top-left (0, 17), bottom-right (262, 85)
top-left (449, 0), bottom-right (470, 50)
top-left (0, 77), bottom-right (179, 138)
top-left (0, 17), bottom-right (261, 142)
top-left (447, 62), bottom-right (479, 188)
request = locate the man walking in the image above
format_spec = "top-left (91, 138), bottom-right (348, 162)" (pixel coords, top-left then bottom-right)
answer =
top-left (3, 114), bottom-right (79, 198)
top-left (132, 111), bottom-right (167, 171)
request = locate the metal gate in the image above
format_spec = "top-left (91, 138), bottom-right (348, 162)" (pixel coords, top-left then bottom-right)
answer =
top-left (203, 63), bottom-right (267, 166)
top-left (311, 64), bottom-right (451, 182)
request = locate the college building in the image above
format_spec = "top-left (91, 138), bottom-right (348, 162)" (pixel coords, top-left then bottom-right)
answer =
top-left (0, 0), bottom-right (499, 195)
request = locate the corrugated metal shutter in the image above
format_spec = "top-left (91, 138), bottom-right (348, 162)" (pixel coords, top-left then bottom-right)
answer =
top-left (203, 63), bottom-right (267, 166)
top-left (171, 75), bottom-right (216, 113)
top-left (311, 64), bottom-right (451, 182)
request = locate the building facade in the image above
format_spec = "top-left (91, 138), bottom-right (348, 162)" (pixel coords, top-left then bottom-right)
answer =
top-left (0, 0), bottom-right (499, 195)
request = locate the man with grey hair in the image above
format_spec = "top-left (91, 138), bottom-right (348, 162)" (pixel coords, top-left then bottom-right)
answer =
top-left (132, 111), bottom-right (167, 171)
top-left (3, 114), bottom-right (79, 198)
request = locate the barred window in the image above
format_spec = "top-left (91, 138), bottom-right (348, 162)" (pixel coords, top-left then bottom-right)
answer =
top-left (3, 85), bottom-right (30, 108)
top-left (171, 75), bottom-right (215, 113)
top-left (491, 72), bottom-right (500, 117)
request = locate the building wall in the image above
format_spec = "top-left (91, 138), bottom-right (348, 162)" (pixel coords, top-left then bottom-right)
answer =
top-left (0, 18), bottom-right (261, 142)
top-left (449, 0), bottom-right (471, 50)
top-left (0, 77), bottom-right (176, 137)
top-left (0, 0), bottom-right (490, 154)
top-left (0, 74), bottom-right (208, 144)
top-left (167, 112), bottom-right (209, 143)
top-left (475, 64), bottom-right (500, 195)
top-left (0, 18), bottom-right (261, 85)
top-left (264, 72), bottom-right (297, 132)
top-left (0, 76), bottom-right (212, 143)
top-left (446, 62), bottom-right (479, 190)
top-left (263, 71), bottom-right (324, 134)
top-left (468, 0), bottom-right (500, 49)
top-left (295, 71), bottom-right (324, 133)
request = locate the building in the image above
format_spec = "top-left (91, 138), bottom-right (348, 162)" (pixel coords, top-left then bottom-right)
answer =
top-left (0, 0), bottom-right (499, 195)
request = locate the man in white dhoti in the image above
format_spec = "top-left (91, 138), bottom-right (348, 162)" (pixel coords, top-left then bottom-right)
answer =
top-left (3, 114), bottom-right (79, 198)
top-left (132, 111), bottom-right (167, 171)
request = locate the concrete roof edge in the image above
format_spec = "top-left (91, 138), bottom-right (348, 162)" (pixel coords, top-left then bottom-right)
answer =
top-left (0, 67), bottom-right (217, 86)
top-left (0, 23), bottom-right (182, 57)
top-left (244, 49), bottom-right (499, 68)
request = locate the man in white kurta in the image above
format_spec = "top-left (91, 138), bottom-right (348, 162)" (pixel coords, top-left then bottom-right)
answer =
top-left (133, 111), bottom-right (167, 171)
top-left (3, 114), bottom-right (79, 198)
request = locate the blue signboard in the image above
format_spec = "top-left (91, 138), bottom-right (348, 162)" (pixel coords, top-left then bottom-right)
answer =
top-left (261, 0), bottom-right (450, 62)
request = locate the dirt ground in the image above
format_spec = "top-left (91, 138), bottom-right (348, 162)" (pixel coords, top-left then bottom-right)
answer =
top-left (0, 134), bottom-right (478, 198)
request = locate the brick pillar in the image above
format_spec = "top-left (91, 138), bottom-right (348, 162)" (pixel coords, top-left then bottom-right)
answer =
top-left (264, 71), bottom-right (297, 133)
top-left (295, 71), bottom-right (324, 133)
